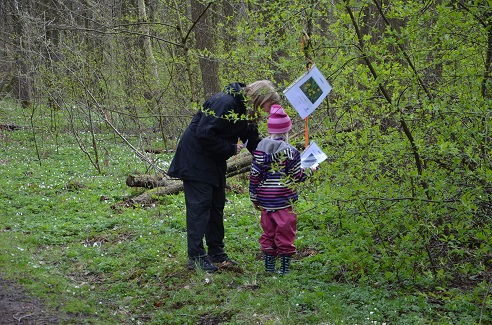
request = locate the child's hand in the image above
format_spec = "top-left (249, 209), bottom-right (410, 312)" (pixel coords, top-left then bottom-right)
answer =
top-left (303, 166), bottom-right (318, 174)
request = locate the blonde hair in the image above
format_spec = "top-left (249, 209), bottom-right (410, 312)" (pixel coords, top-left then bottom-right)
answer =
top-left (244, 80), bottom-right (280, 110)
top-left (268, 132), bottom-right (289, 143)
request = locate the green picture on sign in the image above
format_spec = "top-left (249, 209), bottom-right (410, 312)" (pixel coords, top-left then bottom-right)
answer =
top-left (300, 77), bottom-right (323, 104)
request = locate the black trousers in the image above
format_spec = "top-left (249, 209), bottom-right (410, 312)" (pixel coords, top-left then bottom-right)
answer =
top-left (183, 180), bottom-right (226, 258)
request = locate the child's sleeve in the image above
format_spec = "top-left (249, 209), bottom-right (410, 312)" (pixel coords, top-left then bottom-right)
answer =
top-left (287, 149), bottom-right (307, 182)
top-left (249, 157), bottom-right (262, 203)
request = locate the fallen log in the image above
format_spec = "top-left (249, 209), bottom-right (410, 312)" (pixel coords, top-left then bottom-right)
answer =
top-left (114, 151), bottom-right (253, 208)
top-left (0, 123), bottom-right (23, 131)
top-left (126, 151), bottom-right (252, 188)
top-left (226, 152), bottom-right (252, 177)
top-left (226, 165), bottom-right (251, 178)
top-left (126, 173), bottom-right (170, 188)
top-left (125, 179), bottom-right (184, 206)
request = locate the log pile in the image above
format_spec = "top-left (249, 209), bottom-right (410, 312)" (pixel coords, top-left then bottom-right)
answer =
top-left (114, 151), bottom-right (252, 208)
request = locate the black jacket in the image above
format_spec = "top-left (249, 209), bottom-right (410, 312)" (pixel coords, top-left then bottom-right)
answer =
top-left (167, 82), bottom-right (261, 187)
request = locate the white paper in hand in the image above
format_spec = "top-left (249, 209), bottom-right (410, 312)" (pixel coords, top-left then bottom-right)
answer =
top-left (301, 141), bottom-right (327, 169)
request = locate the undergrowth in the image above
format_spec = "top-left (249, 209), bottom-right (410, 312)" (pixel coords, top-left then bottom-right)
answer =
top-left (0, 100), bottom-right (490, 324)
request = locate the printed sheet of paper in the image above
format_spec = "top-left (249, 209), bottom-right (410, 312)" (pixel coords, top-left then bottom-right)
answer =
top-left (283, 65), bottom-right (332, 119)
top-left (301, 141), bottom-right (328, 169)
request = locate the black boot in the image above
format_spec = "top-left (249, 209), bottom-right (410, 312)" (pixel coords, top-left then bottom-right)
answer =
top-left (264, 254), bottom-right (276, 273)
top-left (279, 255), bottom-right (291, 275)
top-left (187, 255), bottom-right (218, 273)
top-left (210, 253), bottom-right (238, 266)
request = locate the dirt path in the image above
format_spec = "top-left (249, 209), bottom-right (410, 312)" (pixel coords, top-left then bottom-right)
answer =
top-left (0, 277), bottom-right (60, 325)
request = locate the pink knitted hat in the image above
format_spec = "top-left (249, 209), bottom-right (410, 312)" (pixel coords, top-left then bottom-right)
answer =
top-left (268, 104), bottom-right (292, 134)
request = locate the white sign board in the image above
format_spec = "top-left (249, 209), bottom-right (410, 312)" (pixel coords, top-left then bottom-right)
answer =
top-left (283, 65), bottom-right (332, 119)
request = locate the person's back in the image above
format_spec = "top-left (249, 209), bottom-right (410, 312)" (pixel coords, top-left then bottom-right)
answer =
top-left (249, 104), bottom-right (307, 275)
top-left (250, 137), bottom-right (305, 210)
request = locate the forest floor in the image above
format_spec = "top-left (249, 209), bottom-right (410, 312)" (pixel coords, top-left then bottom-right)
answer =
top-left (0, 277), bottom-right (62, 325)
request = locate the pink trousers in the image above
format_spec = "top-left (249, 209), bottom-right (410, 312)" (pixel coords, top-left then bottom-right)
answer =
top-left (260, 207), bottom-right (297, 256)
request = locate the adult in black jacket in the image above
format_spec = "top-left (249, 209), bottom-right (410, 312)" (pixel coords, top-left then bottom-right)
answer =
top-left (168, 80), bottom-right (280, 272)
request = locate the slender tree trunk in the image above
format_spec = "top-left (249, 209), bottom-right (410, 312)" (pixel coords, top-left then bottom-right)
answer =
top-left (138, 0), bottom-right (159, 81)
top-left (12, 0), bottom-right (32, 107)
top-left (0, 1), bottom-right (14, 95)
top-left (474, 8), bottom-right (492, 156)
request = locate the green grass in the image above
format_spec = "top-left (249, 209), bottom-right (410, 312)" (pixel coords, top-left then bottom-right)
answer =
top-left (0, 101), bottom-right (489, 324)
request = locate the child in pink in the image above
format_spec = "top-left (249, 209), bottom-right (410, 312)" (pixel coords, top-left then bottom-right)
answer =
top-left (249, 104), bottom-right (308, 275)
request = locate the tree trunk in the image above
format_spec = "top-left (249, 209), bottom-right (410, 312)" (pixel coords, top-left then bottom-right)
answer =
top-left (138, 0), bottom-right (159, 81)
top-left (12, 0), bottom-right (32, 107)
top-left (191, 0), bottom-right (220, 98)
